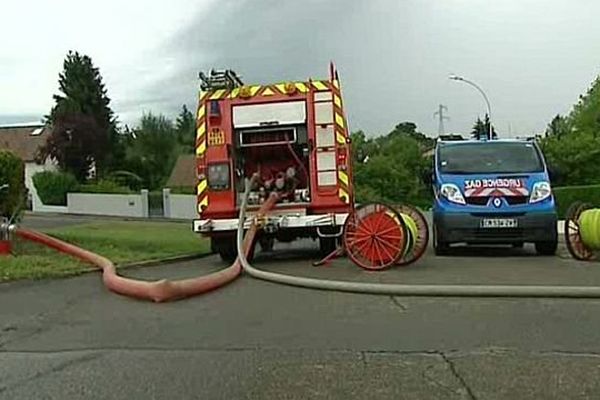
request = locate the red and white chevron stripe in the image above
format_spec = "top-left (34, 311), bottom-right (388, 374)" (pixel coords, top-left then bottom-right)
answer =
top-left (464, 186), bottom-right (529, 197)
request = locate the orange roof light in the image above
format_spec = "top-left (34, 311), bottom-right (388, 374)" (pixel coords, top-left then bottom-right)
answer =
top-left (239, 86), bottom-right (252, 99)
top-left (284, 82), bottom-right (297, 95)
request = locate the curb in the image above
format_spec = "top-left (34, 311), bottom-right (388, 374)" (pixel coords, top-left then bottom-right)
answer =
top-left (119, 252), bottom-right (213, 270)
top-left (78, 252), bottom-right (213, 274)
top-left (24, 211), bottom-right (191, 224)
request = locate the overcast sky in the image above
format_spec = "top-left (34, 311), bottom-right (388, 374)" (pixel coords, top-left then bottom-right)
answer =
top-left (1, 0), bottom-right (599, 137)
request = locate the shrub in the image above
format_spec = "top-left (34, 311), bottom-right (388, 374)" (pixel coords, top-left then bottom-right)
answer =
top-left (32, 170), bottom-right (77, 206)
top-left (170, 186), bottom-right (195, 195)
top-left (0, 150), bottom-right (25, 219)
top-left (77, 179), bottom-right (133, 194)
top-left (553, 184), bottom-right (600, 219)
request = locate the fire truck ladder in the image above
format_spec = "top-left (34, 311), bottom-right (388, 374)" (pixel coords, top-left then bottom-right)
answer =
top-left (199, 69), bottom-right (244, 91)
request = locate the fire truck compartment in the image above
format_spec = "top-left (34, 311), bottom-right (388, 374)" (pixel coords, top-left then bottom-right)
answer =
top-left (233, 123), bottom-right (311, 206)
top-left (193, 213), bottom-right (348, 233)
top-left (233, 101), bottom-right (306, 128)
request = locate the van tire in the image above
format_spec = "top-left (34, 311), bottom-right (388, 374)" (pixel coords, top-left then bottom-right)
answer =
top-left (433, 224), bottom-right (450, 256)
top-left (535, 241), bottom-right (557, 256)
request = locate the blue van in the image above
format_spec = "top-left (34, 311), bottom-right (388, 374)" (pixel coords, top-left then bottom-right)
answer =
top-left (432, 139), bottom-right (557, 255)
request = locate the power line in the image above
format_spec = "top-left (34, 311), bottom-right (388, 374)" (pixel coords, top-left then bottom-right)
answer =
top-left (433, 104), bottom-right (450, 135)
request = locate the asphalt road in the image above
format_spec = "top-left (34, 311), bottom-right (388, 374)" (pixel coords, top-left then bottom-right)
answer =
top-left (2, 236), bottom-right (600, 399)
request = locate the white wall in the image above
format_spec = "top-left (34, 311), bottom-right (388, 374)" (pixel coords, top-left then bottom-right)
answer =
top-left (27, 159), bottom-right (62, 213)
top-left (67, 192), bottom-right (148, 218)
top-left (163, 189), bottom-right (196, 220)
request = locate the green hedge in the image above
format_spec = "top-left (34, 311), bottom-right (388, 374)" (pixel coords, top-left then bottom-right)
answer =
top-left (170, 186), bottom-right (195, 195)
top-left (553, 184), bottom-right (600, 218)
top-left (0, 150), bottom-right (25, 219)
top-left (33, 172), bottom-right (134, 205)
top-left (32, 170), bottom-right (78, 206)
top-left (77, 179), bottom-right (133, 194)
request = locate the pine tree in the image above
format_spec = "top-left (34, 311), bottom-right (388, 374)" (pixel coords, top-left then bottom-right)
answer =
top-left (175, 105), bottom-right (195, 153)
top-left (545, 114), bottom-right (569, 137)
top-left (42, 51), bottom-right (117, 180)
top-left (470, 114), bottom-right (497, 140)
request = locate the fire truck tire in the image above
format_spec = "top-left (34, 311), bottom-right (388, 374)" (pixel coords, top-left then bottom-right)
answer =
top-left (258, 236), bottom-right (275, 252)
top-left (319, 236), bottom-right (337, 256)
top-left (214, 235), bottom-right (255, 263)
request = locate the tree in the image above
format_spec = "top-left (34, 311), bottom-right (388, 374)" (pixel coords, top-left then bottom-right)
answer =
top-left (351, 122), bottom-right (432, 207)
top-left (389, 122), bottom-right (435, 149)
top-left (545, 114), bottom-right (570, 138)
top-left (41, 112), bottom-right (108, 181)
top-left (350, 130), bottom-right (379, 164)
top-left (570, 76), bottom-right (600, 136)
top-left (539, 74), bottom-right (600, 186)
top-left (470, 114), bottom-right (497, 140)
top-left (123, 113), bottom-right (178, 190)
top-left (540, 131), bottom-right (600, 186)
top-left (175, 105), bottom-right (195, 153)
top-left (0, 150), bottom-right (25, 221)
top-left (42, 51), bottom-right (117, 179)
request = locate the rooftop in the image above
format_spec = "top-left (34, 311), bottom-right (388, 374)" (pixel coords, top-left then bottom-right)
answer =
top-left (0, 123), bottom-right (50, 162)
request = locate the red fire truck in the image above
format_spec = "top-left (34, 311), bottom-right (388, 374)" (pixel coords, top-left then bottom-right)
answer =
top-left (192, 65), bottom-right (354, 261)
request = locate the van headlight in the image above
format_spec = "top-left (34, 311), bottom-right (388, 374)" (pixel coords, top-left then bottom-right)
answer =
top-left (440, 183), bottom-right (466, 205)
top-left (207, 163), bottom-right (230, 190)
top-left (530, 181), bottom-right (551, 203)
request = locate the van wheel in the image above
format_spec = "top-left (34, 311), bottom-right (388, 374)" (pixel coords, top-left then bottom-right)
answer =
top-left (535, 241), bottom-right (557, 256)
top-left (433, 225), bottom-right (449, 256)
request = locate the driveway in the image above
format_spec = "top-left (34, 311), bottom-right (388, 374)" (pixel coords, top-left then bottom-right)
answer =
top-left (1, 241), bottom-right (600, 399)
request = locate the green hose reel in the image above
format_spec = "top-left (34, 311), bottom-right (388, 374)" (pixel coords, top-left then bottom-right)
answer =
top-left (401, 213), bottom-right (418, 257)
top-left (579, 209), bottom-right (600, 250)
top-left (397, 205), bottom-right (429, 266)
top-left (565, 202), bottom-right (600, 261)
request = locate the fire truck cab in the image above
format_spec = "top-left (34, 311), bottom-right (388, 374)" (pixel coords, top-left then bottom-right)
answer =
top-left (192, 66), bottom-right (353, 262)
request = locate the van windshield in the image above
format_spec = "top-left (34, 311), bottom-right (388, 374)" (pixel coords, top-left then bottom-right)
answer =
top-left (438, 142), bottom-right (544, 174)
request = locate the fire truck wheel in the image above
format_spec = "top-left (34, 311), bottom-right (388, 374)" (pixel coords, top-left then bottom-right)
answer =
top-left (319, 236), bottom-right (338, 256)
top-left (213, 236), bottom-right (255, 263)
top-left (258, 236), bottom-right (275, 252)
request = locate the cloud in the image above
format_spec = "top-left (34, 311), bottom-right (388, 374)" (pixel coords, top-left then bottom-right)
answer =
top-left (2, 0), bottom-right (600, 136)
top-left (148, 0), bottom-right (600, 137)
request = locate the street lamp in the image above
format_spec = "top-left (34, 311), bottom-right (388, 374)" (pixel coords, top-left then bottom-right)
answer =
top-left (449, 75), bottom-right (493, 140)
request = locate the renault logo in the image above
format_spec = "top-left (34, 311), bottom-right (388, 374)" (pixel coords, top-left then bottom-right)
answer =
top-left (493, 198), bottom-right (502, 208)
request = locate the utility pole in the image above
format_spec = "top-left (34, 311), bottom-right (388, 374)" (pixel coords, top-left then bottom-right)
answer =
top-left (433, 104), bottom-right (449, 135)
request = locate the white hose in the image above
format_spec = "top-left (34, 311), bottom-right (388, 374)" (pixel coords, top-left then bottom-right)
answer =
top-left (236, 179), bottom-right (600, 298)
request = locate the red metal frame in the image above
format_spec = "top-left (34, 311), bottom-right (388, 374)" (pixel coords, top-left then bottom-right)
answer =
top-left (196, 67), bottom-right (353, 223)
top-left (396, 205), bottom-right (430, 266)
top-left (343, 204), bottom-right (406, 270)
top-left (565, 202), bottom-right (596, 261)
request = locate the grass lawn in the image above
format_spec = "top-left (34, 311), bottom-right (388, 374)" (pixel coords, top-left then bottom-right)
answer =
top-left (0, 221), bottom-right (209, 282)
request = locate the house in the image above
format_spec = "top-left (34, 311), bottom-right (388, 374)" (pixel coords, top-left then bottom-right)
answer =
top-left (0, 122), bottom-right (56, 201)
top-left (166, 154), bottom-right (196, 191)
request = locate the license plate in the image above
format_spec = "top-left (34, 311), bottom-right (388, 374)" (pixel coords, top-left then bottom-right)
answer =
top-left (480, 218), bottom-right (518, 228)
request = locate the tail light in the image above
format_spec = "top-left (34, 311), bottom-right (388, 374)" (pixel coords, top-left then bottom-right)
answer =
top-left (209, 100), bottom-right (221, 119)
top-left (337, 147), bottom-right (347, 167)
